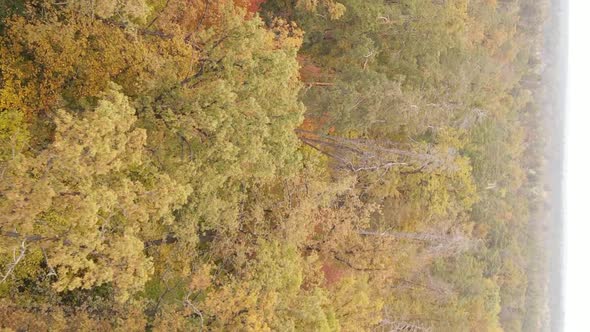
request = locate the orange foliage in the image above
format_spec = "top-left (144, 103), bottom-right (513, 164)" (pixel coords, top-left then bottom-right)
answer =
top-left (234, 0), bottom-right (267, 13)
top-left (156, 0), bottom-right (244, 33)
top-left (153, 0), bottom-right (268, 36)
top-left (299, 114), bottom-right (334, 133)
top-left (321, 259), bottom-right (349, 286)
top-left (298, 55), bottom-right (331, 83)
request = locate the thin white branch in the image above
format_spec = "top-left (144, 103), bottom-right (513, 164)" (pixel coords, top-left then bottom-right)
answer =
top-left (0, 240), bottom-right (27, 283)
top-left (184, 294), bottom-right (204, 331)
top-left (41, 247), bottom-right (57, 278)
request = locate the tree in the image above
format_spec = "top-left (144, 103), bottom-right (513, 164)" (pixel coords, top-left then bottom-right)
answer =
top-left (296, 0), bottom-right (346, 20)
top-left (297, 130), bottom-right (459, 173)
top-left (0, 85), bottom-right (190, 302)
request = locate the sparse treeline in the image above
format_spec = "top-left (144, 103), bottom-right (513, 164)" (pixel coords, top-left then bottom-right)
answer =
top-left (0, 0), bottom-right (549, 331)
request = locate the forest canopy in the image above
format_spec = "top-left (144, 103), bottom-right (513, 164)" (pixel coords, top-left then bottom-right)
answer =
top-left (0, 0), bottom-right (550, 331)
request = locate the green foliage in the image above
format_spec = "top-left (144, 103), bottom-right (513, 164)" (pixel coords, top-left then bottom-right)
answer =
top-left (135, 6), bottom-right (305, 242)
top-left (0, 109), bottom-right (29, 161)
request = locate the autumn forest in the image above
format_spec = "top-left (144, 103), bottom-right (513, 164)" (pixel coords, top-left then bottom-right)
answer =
top-left (0, 0), bottom-right (554, 331)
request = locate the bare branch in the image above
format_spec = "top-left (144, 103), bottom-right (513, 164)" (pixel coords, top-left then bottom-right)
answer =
top-left (184, 293), bottom-right (204, 331)
top-left (41, 247), bottom-right (57, 278)
top-left (0, 240), bottom-right (27, 283)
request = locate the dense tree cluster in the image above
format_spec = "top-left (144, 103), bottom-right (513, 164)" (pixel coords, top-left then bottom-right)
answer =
top-left (0, 0), bottom-right (549, 330)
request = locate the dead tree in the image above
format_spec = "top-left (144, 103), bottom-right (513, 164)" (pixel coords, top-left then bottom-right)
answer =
top-left (379, 319), bottom-right (432, 332)
top-left (358, 230), bottom-right (476, 258)
top-left (296, 130), bottom-right (458, 174)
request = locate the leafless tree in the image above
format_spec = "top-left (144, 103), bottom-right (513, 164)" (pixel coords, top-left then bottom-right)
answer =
top-left (358, 229), bottom-right (477, 257)
top-left (378, 319), bottom-right (432, 332)
top-left (296, 130), bottom-right (458, 174)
